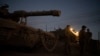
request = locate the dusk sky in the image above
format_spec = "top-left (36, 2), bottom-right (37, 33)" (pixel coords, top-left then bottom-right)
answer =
top-left (0, 0), bottom-right (100, 40)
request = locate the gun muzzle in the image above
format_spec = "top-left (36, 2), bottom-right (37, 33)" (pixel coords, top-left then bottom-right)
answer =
top-left (51, 10), bottom-right (61, 16)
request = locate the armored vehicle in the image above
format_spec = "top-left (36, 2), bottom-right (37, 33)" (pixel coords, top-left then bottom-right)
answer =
top-left (0, 4), bottom-right (61, 51)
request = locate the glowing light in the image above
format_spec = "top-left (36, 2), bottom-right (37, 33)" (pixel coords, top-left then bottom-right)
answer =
top-left (75, 31), bottom-right (79, 36)
top-left (70, 28), bottom-right (73, 31)
top-left (70, 27), bottom-right (79, 36)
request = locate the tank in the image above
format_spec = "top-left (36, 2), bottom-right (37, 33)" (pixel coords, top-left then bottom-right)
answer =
top-left (0, 4), bottom-right (61, 51)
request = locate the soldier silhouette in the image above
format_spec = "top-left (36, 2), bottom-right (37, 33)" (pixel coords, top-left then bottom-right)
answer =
top-left (64, 25), bottom-right (72, 55)
top-left (0, 4), bottom-right (9, 19)
top-left (85, 28), bottom-right (92, 52)
top-left (79, 25), bottom-right (87, 56)
top-left (0, 4), bottom-right (23, 22)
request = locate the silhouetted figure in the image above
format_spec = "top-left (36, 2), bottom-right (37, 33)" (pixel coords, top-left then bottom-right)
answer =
top-left (85, 29), bottom-right (92, 52)
top-left (0, 4), bottom-right (9, 19)
top-left (79, 25), bottom-right (86, 56)
top-left (64, 25), bottom-right (71, 55)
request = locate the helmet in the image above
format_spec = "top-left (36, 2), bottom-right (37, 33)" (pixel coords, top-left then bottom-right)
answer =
top-left (82, 25), bottom-right (86, 29)
top-left (1, 4), bottom-right (9, 9)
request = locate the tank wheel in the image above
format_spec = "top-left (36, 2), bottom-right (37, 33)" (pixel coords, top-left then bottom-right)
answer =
top-left (41, 34), bottom-right (58, 52)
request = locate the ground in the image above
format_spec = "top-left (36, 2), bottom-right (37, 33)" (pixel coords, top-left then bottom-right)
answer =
top-left (0, 40), bottom-right (99, 56)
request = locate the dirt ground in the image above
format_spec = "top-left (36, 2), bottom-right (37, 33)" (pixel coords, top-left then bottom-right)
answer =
top-left (0, 41), bottom-right (99, 56)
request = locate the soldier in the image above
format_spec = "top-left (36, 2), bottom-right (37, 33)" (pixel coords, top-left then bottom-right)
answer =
top-left (79, 25), bottom-right (86, 55)
top-left (64, 25), bottom-right (72, 55)
top-left (0, 4), bottom-right (21, 22)
top-left (85, 29), bottom-right (92, 52)
top-left (0, 4), bottom-right (9, 19)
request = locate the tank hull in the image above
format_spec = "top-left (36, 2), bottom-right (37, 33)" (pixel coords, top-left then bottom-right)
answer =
top-left (0, 19), bottom-right (58, 52)
top-left (0, 19), bottom-right (40, 48)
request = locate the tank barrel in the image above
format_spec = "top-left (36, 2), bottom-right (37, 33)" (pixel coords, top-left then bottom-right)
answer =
top-left (0, 4), bottom-right (61, 22)
top-left (26, 10), bottom-right (61, 16)
top-left (12, 10), bottom-right (61, 17)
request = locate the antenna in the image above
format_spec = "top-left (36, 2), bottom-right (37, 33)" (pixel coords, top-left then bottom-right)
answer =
top-left (98, 32), bottom-right (100, 49)
top-left (45, 24), bottom-right (47, 32)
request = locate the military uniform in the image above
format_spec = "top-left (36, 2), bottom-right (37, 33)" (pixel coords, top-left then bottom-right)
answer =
top-left (64, 25), bottom-right (71, 55)
top-left (79, 25), bottom-right (86, 55)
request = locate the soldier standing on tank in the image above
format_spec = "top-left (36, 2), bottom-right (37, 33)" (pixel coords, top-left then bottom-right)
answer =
top-left (79, 25), bottom-right (87, 56)
top-left (64, 25), bottom-right (72, 56)
top-left (0, 4), bottom-right (20, 22)
top-left (0, 4), bottom-right (9, 19)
